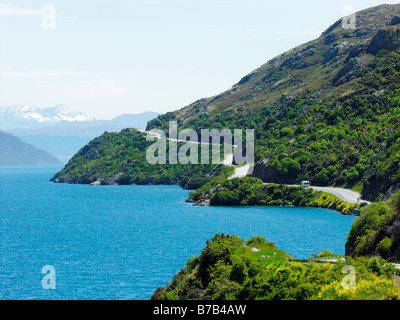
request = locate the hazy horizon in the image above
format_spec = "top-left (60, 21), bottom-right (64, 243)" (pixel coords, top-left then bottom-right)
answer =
top-left (1, 0), bottom-right (399, 120)
top-left (0, 104), bottom-right (159, 121)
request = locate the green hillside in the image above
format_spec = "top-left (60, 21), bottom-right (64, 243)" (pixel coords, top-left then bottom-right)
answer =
top-left (346, 190), bottom-right (400, 261)
top-left (0, 131), bottom-right (61, 166)
top-left (147, 4), bottom-right (400, 201)
top-left (51, 129), bottom-right (232, 188)
top-left (151, 234), bottom-right (400, 300)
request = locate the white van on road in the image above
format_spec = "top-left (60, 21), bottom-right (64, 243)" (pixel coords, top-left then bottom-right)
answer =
top-left (301, 181), bottom-right (311, 188)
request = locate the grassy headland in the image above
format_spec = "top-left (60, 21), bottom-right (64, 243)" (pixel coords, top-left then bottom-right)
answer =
top-left (51, 129), bottom-right (233, 189)
top-left (152, 234), bottom-right (400, 300)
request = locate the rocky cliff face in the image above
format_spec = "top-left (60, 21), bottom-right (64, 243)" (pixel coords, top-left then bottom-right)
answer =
top-left (148, 5), bottom-right (400, 132)
top-left (367, 24), bottom-right (400, 54)
top-left (252, 159), bottom-right (283, 184)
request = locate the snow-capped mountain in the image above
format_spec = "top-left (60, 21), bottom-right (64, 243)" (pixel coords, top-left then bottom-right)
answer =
top-left (3, 109), bottom-right (160, 163)
top-left (0, 104), bottom-right (95, 130)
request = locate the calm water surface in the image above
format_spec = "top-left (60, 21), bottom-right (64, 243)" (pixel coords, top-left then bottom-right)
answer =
top-left (0, 166), bottom-right (355, 299)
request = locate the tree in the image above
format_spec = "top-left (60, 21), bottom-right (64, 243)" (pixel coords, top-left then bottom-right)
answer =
top-left (347, 167), bottom-right (360, 185)
top-left (314, 168), bottom-right (329, 186)
top-left (279, 158), bottom-right (301, 181)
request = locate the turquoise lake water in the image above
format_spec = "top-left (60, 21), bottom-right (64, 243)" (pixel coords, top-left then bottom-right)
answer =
top-left (0, 166), bottom-right (356, 300)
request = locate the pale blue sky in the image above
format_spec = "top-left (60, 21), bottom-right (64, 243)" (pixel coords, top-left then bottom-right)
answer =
top-left (0, 0), bottom-right (398, 119)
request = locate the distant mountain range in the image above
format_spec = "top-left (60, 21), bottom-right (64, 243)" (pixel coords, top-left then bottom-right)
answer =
top-left (0, 105), bottom-right (160, 163)
top-left (0, 131), bottom-right (61, 166)
top-left (7, 111), bottom-right (160, 137)
top-left (0, 105), bottom-right (94, 130)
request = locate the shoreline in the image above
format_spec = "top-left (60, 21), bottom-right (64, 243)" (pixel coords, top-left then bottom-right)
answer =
top-left (187, 198), bottom-right (362, 216)
top-left (53, 179), bottom-right (366, 216)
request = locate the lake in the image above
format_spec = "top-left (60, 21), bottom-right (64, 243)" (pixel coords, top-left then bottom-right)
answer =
top-left (0, 166), bottom-right (356, 300)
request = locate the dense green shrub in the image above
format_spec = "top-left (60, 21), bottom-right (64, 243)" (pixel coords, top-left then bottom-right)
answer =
top-left (51, 129), bottom-right (233, 189)
top-left (152, 234), bottom-right (400, 300)
top-left (346, 191), bottom-right (400, 260)
top-left (190, 177), bottom-right (359, 215)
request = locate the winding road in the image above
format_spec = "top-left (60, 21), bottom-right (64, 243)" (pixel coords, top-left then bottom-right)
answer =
top-left (139, 129), bottom-right (372, 204)
top-left (308, 186), bottom-right (371, 204)
top-left (139, 128), bottom-right (238, 166)
top-left (227, 166), bottom-right (371, 204)
top-left (286, 184), bottom-right (372, 204)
